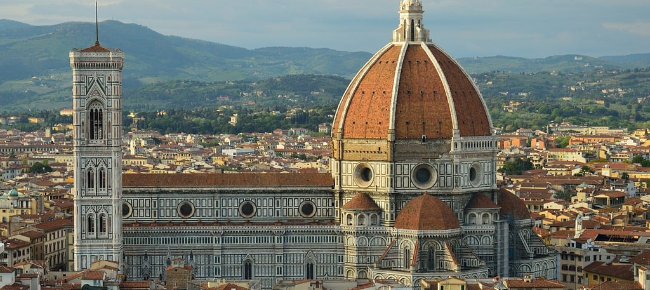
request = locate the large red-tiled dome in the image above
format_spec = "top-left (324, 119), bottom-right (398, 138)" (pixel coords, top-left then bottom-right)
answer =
top-left (395, 194), bottom-right (460, 231)
top-left (332, 1), bottom-right (491, 141)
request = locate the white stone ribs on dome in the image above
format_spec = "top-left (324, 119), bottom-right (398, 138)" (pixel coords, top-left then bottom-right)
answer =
top-left (387, 43), bottom-right (410, 141)
top-left (334, 43), bottom-right (393, 134)
top-left (430, 43), bottom-right (495, 131)
top-left (421, 42), bottom-right (459, 136)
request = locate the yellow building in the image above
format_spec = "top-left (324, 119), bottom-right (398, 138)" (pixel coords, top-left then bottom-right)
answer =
top-left (0, 189), bottom-right (37, 223)
top-left (583, 261), bottom-right (635, 287)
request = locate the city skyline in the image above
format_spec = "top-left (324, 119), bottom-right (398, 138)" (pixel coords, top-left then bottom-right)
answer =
top-left (0, 0), bottom-right (649, 58)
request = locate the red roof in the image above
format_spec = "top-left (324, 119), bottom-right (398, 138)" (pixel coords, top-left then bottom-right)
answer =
top-left (342, 192), bottom-right (381, 211)
top-left (80, 43), bottom-right (110, 53)
top-left (583, 261), bottom-right (634, 281)
top-left (497, 189), bottom-right (531, 220)
top-left (123, 173), bottom-right (333, 188)
top-left (465, 193), bottom-right (499, 209)
top-left (591, 281), bottom-right (642, 290)
top-left (631, 250), bottom-right (650, 266)
top-left (395, 194), bottom-right (460, 231)
top-left (333, 42), bottom-right (490, 140)
top-left (0, 266), bottom-right (15, 274)
top-left (505, 278), bottom-right (564, 289)
top-left (81, 270), bottom-right (105, 281)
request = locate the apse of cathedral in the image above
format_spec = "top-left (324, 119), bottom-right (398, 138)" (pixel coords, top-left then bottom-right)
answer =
top-left (70, 0), bottom-right (557, 289)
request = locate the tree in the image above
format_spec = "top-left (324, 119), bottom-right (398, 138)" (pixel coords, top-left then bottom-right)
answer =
top-left (621, 172), bottom-right (630, 180)
top-left (498, 158), bottom-right (534, 175)
top-left (632, 156), bottom-right (650, 167)
top-left (555, 136), bottom-right (571, 148)
top-left (554, 191), bottom-right (574, 202)
top-left (28, 162), bottom-right (53, 174)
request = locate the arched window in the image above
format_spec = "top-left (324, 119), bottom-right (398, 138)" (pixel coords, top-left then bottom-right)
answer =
top-left (88, 102), bottom-right (104, 141)
top-left (468, 213), bottom-right (477, 224)
top-left (243, 260), bottom-right (252, 280)
top-left (427, 247), bottom-right (436, 270)
top-left (346, 214), bottom-right (353, 226)
top-left (306, 262), bottom-right (315, 280)
top-left (99, 213), bottom-right (107, 234)
top-left (98, 168), bottom-right (106, 190)
top-left (370, 214), bottom-right (378, 225)
top-left (482, 213), bottom-right (490, 224)
top-left (404, 248), bottom-right (411, 269)
top-left (87, 214), bottom-right (95, 235)
top-left (357, 214), bottom-right (366, 226)
top-left (87, 168), bottom-right (95, 191)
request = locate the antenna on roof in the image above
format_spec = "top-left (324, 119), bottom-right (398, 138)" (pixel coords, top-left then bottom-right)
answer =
top-left (95, 1), bottom-right (99, 45)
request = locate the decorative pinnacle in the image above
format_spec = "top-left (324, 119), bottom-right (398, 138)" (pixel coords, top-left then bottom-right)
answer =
top-left (400, 0), bottom-right (423, 12)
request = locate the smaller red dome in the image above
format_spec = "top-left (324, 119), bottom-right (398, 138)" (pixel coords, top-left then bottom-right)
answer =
top-left (497, 189), bottom-right (531, 220)
top-left (395, 194), bottom-right (460, 230)
top-left (466, 193), bottom-right (499, 209)
top-left (343, 192), bottom-right (381, 211)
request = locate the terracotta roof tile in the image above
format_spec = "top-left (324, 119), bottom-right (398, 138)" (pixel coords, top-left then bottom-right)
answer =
top-left (591, 281), bottom-right (642, 290)
top-left (395, 45), bottom-right (453, 140)
top-left (0, 266), bottom-right (14, 274)
top-left (465, 193), bottom-right (499, 209)
top-left (505, 278), bottom-right (564, 288)
top-left (81, 270), bottom-right (105, 281)
top-left (395, 194), bottom-right (459, 230)
top-left (497, 189), bottom-right (531, 220)
top-left (583, 261), bottom-right (634, 281)
top-left (342, 192), bottom-right (381, 211)
top-left (341, 45), bottom-right (401, 139)
top-left (80, 43), bottom-right (111, 53)
top-left (216, 283), bottom-right (249, 290)
top-left (336, 42), bottom-right (491, 140)
top-left (631, 250), bottom-right (650, 266)
top-left (428, 44), bottom-right (491, 137)
top-left (123, 173), bottom-right (333, 188)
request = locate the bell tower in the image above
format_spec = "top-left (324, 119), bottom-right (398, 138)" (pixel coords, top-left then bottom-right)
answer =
top-left (71, 3), bottom-right (125, 270)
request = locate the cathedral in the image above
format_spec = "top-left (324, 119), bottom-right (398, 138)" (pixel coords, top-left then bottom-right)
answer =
top-left (71, 1), bottom-right (557, 289)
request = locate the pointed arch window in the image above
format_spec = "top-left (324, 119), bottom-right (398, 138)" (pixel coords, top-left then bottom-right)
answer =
top-left (306, 262), bottom-right (315, 280)
top-left (99, 213), bottom-right (108, 235)
top-left (98, 168), bottom-right (107, 191)
top-left (243, 260), bottom-right (252, 280)
top-left (404, 248), bottom-right (411, 269)
top-left (87, 214), bottom-right (96, 235)
top-left (87, 168), bottom-right (95, 191)
top-left (427, 247), bottom-right (436, 270)
top-left (88, 102), bottom-right (104, 141)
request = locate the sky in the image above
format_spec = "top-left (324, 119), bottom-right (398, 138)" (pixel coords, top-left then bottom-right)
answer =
top-left (0, 0), bottom-right (649, 58)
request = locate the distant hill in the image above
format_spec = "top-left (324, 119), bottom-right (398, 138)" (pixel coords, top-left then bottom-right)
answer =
top-left (0, 20), bottom-right (372, 84)
top-left (457, 55), bottom-right (626, 74)
top-left (1, 19), bottom-right (650, 112)
top-left (600, 53), bottom-right (650, 69)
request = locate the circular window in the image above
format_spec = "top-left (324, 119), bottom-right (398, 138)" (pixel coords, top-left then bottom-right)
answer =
top-left (122, 202), bottom-right (132, 218)
top-left (469, 164), bottom-right (481, 186)
top-left (354, 164), bottom-right (374, 187)
top-left (239, 201), bottom-right (256, 218)
top-left (411, 164), bottom-right (437, 189)
top-left (300, 201), bottom-right (316, 217)
top-left (177, 201), bottom-right (195, 218)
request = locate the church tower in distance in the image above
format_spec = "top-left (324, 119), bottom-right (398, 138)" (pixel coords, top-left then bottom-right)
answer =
top-left (70, 7), bottom-right (125, 270)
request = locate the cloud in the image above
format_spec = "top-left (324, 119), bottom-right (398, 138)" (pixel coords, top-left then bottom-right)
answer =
top-left (603, 21), bottom-right (650, 38)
